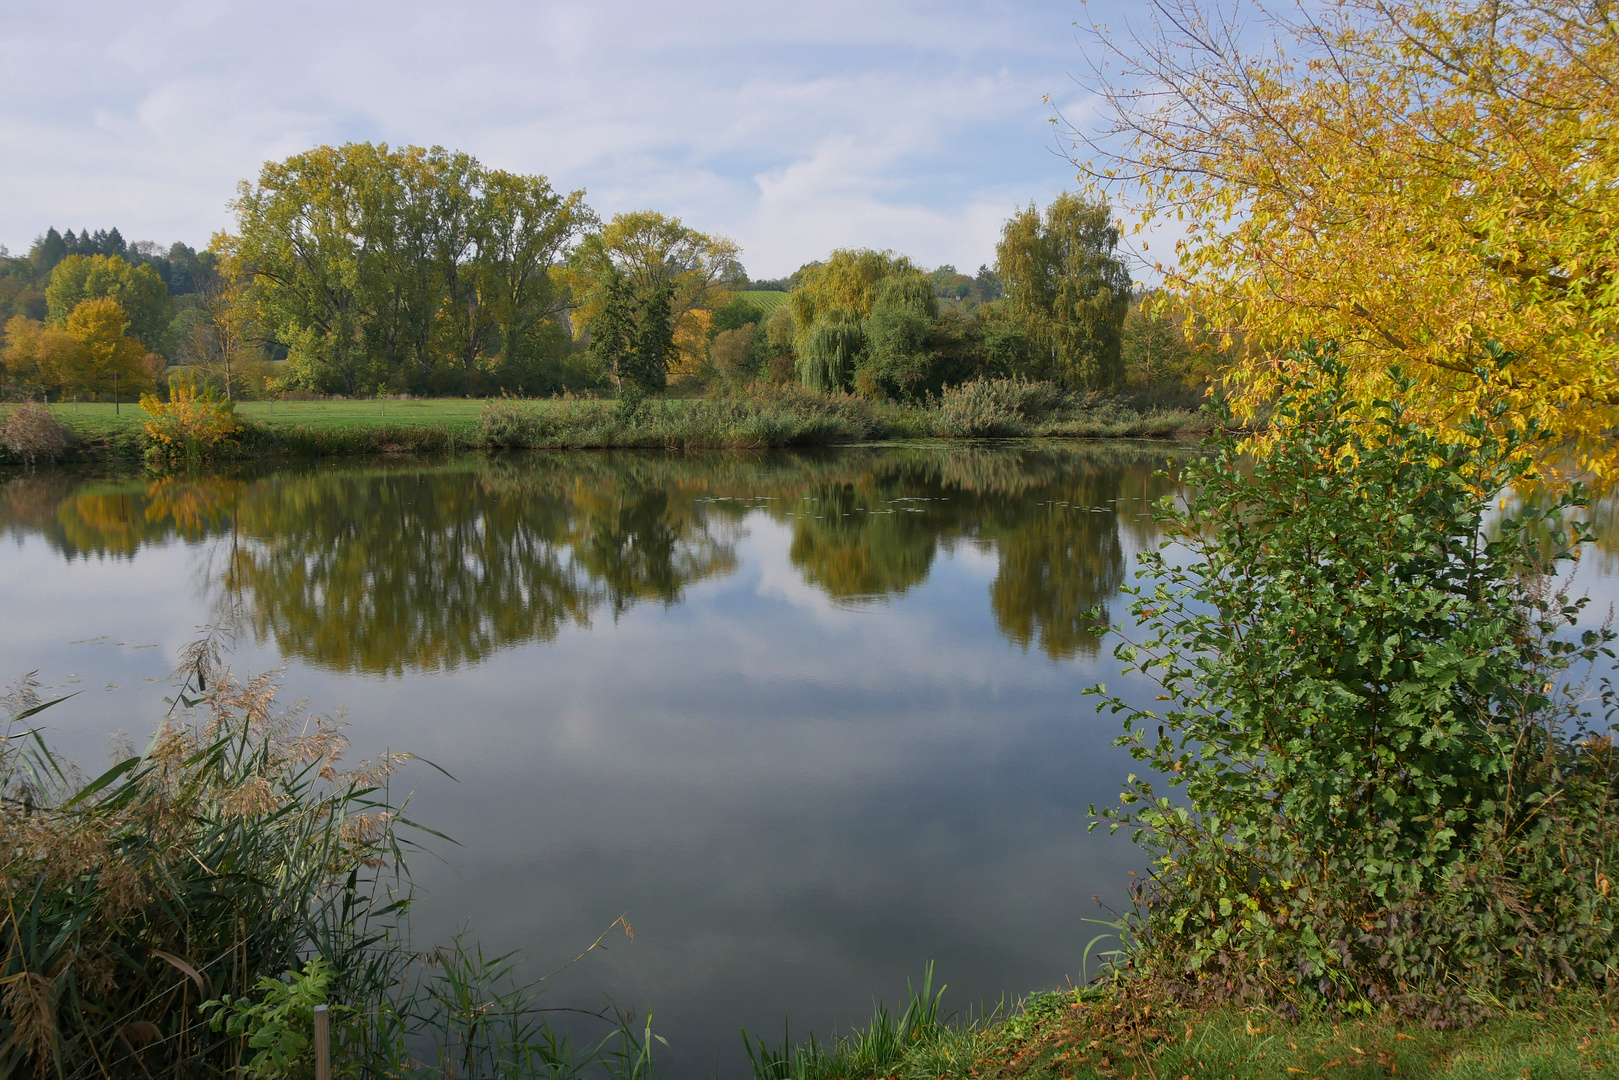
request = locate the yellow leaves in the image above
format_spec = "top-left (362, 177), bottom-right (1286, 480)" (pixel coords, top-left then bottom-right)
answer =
top-left (5, 298), bottom-right (155, 398)
top-left (139, 375), bottom-right (240, 459)
top-left (2, 315), bottom-right (80, 389)
top-left (1079, 0), bottom-right (1619, 476)
top-left (567, 210), bottom-right (741, 347)
top-left (788, 248), bottom-right (914, 340)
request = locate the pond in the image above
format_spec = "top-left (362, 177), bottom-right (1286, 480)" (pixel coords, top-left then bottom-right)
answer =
top-left (3, 443), bottom-right (1614, 1076)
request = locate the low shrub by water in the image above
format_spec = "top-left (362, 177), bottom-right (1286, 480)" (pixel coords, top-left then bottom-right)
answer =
top-left (0, 404), bottom-right (71, 465)
top-left (476, 384), bottom-right (893, 449)
top-left (1090, 344), bottom-right (1619, 1012)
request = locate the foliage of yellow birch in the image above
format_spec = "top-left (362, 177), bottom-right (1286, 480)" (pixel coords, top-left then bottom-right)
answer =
top-left (2, 315), bottom-right (81, 394)
top-left (64, 297), bottom-right (159, 398)
top-left (1073, 0), bottom-right (1619, 477)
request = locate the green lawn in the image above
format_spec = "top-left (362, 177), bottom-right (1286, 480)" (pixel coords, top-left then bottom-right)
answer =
top-left (229, 397), bottom-right (491, 429)
top-left (42, 398), bottom-right (494, 436)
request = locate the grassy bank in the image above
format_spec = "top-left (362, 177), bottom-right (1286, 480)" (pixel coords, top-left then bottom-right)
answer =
top-left (0, 383), bottom-right (1212, 467)
top-left (751, 980), bottom-right (1619, 1080)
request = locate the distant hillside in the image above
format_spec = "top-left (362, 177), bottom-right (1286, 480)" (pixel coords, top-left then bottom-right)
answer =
top-left (732, 290), bottom-right (790, 317)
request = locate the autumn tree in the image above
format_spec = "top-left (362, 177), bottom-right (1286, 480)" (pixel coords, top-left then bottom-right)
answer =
top-left (787, 249), bottom-right (914, 392)
top-left (994, 193), bottom-right (1131, 389)
top-left (46, 254), bottom-right (173, 353)
top-left (2, 316), bottom-right (80, 396)
top-left (4, 299), bottom-right (155, 399)
top-left (64, 298), bottom-right (157, 399)
top-left (566, 211), bottom-right (742, 381)
top-left (1120, 292), bottom-right (1211, 388)
top-left (1069, 0), bottom-right (1619, 477)
top-left (180, 259), bottom-right (261, 400)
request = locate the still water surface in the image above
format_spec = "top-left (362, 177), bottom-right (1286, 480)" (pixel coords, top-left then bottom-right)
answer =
top-left (5, 443), bottom-right (1612, 1075)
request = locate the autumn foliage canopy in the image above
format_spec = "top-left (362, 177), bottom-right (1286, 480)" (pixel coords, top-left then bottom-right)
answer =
top-left (1075, 0), bottom-right (1619, 477)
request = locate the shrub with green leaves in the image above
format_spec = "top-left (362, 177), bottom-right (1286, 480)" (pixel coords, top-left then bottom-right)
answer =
top-left (203, 957), bottom-right (357, 1080)
top-left (479, 396), bottom-right (555, 448)
top-left (1090, 344), bottom-right (1619, 1011)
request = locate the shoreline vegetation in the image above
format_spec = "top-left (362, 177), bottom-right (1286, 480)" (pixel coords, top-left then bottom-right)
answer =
top-left (0, 381), bottom-right (1214, 468)
top-left (8, 363), bottom-right (1619, 1076)
top-left (741, 983), bottom-right (1619, 1080)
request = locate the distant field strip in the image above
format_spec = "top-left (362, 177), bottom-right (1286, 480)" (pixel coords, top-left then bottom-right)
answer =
top-left (734, 290), bottom-right (790, 316)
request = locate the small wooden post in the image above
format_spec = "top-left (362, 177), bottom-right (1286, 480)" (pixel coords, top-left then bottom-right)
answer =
top-left (313, 1003), bottom-right (330, 1080)
top-left (114, 372), bottom-right (120, 415)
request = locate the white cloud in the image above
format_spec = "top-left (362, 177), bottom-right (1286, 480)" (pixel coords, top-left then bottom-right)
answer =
top-left (0, 0), bottom-right (1123, 276)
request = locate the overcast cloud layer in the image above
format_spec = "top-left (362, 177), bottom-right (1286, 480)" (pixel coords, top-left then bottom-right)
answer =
top-left (0, 1), bottom-right (1114, 278)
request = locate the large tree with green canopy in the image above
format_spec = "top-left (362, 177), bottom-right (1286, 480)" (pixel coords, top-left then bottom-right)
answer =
top-left (226, 142), bottom-right (592, 395)
top-left (995, 193), bottom-right (1131, 389)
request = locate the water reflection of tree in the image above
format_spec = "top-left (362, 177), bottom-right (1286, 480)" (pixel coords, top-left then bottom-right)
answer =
top-left (0, 474), bottom-right (241, 559)
top-left (219, 463), bottom-right (739, 674)
top-left (2, 445), bottom-right (1183, 671)
top-left (775, 448), bottom-right (1170, 657)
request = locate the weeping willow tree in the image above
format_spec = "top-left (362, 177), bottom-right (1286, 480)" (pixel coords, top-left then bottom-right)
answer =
top-left (796, 316), bottom-right (864, 392)
top-left (789, 249), bottom-right (913, 392)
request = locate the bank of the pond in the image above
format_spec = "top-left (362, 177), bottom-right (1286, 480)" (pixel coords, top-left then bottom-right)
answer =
top-left (769, 985), bottom-right (1619, 1080)
top-left (0, 391), bottom-right (1213, 467)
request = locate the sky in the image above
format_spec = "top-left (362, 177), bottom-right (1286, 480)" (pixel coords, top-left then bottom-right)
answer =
top-left (0, 1), bottom-right (1121, 279)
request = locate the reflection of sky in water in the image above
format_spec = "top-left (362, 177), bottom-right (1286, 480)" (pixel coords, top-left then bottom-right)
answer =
top-left (9, 445), bottom-right (1610, 1076)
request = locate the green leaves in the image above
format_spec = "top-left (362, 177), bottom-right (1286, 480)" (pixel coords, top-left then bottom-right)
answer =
top-left (232, 143), bottom-right (592, 396)
top-left (203, 957), bottom-right (356, 1080)
top-left (1090, 342), bottom-right (1619, 1005)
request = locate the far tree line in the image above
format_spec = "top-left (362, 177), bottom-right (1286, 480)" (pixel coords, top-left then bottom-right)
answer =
top-left (1, 142), bottom-right (1216, 404)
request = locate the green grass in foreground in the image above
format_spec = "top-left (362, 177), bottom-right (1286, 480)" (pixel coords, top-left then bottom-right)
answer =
top-left (759, 983), bottom-right (1619, 1080)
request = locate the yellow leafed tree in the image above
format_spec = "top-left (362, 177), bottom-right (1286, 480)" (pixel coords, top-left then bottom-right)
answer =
top-left (3, 316), bottom-right (81, 395)
top-left (566, 211), bottom-right (743, 378)
top-left (64, 297), bottom-right (158, 399)
top-left (1071, 0), bottom-right (1619, 477)
top-left (3, 298), bottom-right (156, 399)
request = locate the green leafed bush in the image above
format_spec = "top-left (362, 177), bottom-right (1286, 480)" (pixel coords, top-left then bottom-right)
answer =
top-left (1090, 343), bottom-right (1619, 1011)
top-left (479, 395), bottom-right (556, 448)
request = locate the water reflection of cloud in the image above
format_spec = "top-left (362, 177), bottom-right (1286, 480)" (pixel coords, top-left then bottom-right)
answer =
top-left (1, 447), bottom-right (1182, 1080)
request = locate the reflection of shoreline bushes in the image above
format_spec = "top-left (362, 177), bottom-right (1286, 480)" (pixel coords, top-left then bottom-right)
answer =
top-left (0, 445), bottom-right (1181, 672)
top-left (0, 382), bottom-right (1212, 466)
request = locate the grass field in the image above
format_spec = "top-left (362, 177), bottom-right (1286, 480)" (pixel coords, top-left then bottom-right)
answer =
top-left (733, 289), bottom-right (791, 317)
top-left (3, 389), bottom-right (1211, 466)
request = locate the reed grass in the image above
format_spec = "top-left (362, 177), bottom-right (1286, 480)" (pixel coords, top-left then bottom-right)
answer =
top-left (0, 636), bottom-right (661, 1079)
top-left (742, 963), bottom-right (954, 1080)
